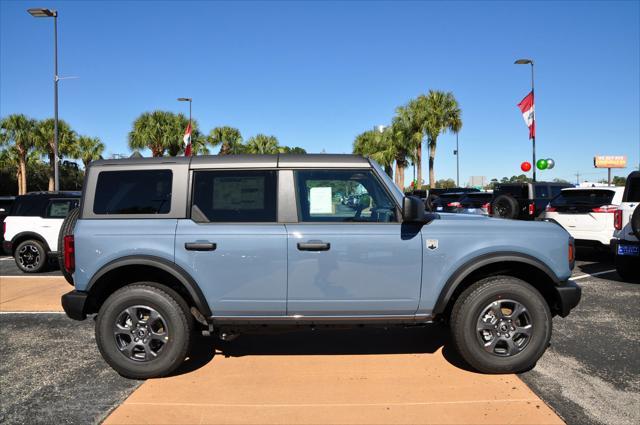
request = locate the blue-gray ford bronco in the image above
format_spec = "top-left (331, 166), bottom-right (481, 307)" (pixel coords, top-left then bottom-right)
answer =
top-left (61, 154), bottom-right (581, 378)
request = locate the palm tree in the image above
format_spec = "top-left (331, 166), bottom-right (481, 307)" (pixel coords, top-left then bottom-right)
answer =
top-left (279, 146), bottom-right (307, 154)
top-left (245, 134), bottom-right (280, 154)
top-left (208, 126), bottom-right (244, 155)
top-left (165, 113), bottom-right (208, 156)
top-left (353, 129), bottom-right (394, 178)
top-left (34, 118), bottom-right (77, 190)
top-left (74, 136), bottom-right (105, 168)
top-left (423, 90), bottom-right (462, 188)
top-left (128, 111), bottom-right (177, 157)
top-left (397, 99), bottom-right (428, 188)
top-left (0, 114), bottom-right (38, 194)
top-left (388, 118), bottom-right (417, 189)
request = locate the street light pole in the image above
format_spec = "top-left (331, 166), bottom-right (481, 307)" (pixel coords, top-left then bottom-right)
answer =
top-left (515, 58), bottom-right (536, 182)
top-left (455, 132), bottom-right (460, 187)
top-left (177, 97), bottom-right (192, 127)
top-left (28, 8), bottom-right (60, 191)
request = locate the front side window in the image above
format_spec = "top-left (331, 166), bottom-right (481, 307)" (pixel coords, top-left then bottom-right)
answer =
top-left (295, 170), bottom-right (397, 222)
top-left (93, 170), bottom-right (172, 214)
top-left (47, 199), bottom-right (80, 218)
top-left (192, 170), bottom-right (277, 222)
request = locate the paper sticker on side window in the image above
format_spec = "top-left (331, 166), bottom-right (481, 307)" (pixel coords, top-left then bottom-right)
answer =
top-left (310, 187), bottom-right (333, 214)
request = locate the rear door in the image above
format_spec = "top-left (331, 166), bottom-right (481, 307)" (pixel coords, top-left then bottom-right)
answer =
top-left (43, 198), bottom-right (80, 250)
top-left (174, 169), bottom-right (287, 317)
top-left (286, 169), bottom-right (422, 316)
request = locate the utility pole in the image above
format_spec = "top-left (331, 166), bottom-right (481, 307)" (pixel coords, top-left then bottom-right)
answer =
top-left (454, 132), bottom-right (460, 187)
top-left (515, 58), bottom-right (536, 182)
top-left (575, 171), bottom-right (581, 186)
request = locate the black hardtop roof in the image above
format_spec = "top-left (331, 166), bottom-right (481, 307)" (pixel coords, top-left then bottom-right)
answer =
top-left (90, 154), bottom-right (371, 169)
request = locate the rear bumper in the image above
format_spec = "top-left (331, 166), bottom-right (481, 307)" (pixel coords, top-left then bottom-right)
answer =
top-left (61, 290), bottom-right (88, 321)
top-left (2, 240), bottom-right (12, 255)
top-left (554, 280), bottom-right (582, 317)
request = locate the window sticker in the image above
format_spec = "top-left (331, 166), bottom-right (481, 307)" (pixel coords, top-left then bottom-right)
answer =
top-left (309, 187), bottom-right (333, 214)
top-left (213, 177), bottom-right (265, 210)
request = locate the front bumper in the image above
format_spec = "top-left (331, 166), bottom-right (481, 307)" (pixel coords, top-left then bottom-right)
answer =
top-left (554, 280), bottom-right (582, 317)
top-left (61, 290), bottom-right (89, 321)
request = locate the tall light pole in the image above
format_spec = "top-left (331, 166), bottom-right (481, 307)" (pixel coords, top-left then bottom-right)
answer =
top-left (454, 132), bottom-right (460, 187)
top-left (515, 58), bottom-right (536, 182)
top-left (177, 97), bottom-right (192, 127)
top-left (28, 8), bottom-right (60, 191)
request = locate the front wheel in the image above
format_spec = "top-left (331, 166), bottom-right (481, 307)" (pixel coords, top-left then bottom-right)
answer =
top-left (450, 276), bottom-right (552, 373)
top-left (95, 283), bottom-right (193, 379)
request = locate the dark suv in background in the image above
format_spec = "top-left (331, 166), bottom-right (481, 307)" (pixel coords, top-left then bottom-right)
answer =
top-left (491, 182), bottom-right (573, 220)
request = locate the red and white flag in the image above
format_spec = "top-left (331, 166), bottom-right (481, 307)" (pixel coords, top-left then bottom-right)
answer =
top-left (517, 91), bottom-right (535, 139)
top-left (183, 122), bottom-right (192, 157)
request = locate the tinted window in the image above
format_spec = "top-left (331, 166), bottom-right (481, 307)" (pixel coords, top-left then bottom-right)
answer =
top-left (534, 185), bottom-right (550, 199)
top-left (192, 170), bottom-right (277, 222)
top-left (0, 200), bottom-right (14, 214)
top-left (495, 185), bottom-right (526, 198)
top-left (550, 186), bottom-right (567, 198)
top-left (47, 199), bottom-right (80, 218)
top-left (625, 176), bottom-right (640, 202)
top-left (93, 170), bottom-right (172, 214)
top-left (550, 190), bottom-right (615, 207)
top-left (295, 170), bottom-right (397, 222)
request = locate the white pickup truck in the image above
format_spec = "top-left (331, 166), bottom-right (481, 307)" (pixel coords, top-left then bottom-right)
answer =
top-left (2, 191), bottom-right (80, 273)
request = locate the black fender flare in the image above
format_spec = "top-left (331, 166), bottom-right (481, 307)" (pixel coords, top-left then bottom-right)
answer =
top-left (86, 255), bottom-right (212, 316)
top-left (432, 252), bottom-right (561, 315)
top-left (11, 232), bottom-right (52, 254)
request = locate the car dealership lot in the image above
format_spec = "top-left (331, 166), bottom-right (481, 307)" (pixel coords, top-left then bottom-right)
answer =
top-left (0, 250), bottom-right (638, 425)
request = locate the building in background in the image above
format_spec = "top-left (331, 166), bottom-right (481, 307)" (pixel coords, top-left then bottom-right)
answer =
top-left (468, 176), bottom-right (487, 189)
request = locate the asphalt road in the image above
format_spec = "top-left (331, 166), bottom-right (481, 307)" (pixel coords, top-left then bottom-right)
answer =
top-left (0, 314), bottom-right (141, 425)
top-left (1, 249), bottom-right (638, 425)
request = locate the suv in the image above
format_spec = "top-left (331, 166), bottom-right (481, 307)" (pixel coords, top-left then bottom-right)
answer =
top-left (61, 155), bottom-right (580, 379)
top-left (3, 192), bottom-right (81, 272)
top-left (612, 171), bottom-right (640, 282)
top-left (0, 195), bottom-right (16, 253)
top-left (491, 182), bottom-right (573, 220)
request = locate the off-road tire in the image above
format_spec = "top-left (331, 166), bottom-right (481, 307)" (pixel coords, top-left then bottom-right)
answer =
top-left (450, 276), bottom-right (552, 373)
top-left (14, 239), bottom-right (48, 273)
top-left (96, 283), bottom-right (194, 379)
top-left (491, 195), bottom-right (519, 219)
top-left (57, 207), bottom-right (79, 284)
top-left (631, 206), bottom-right (640, 240)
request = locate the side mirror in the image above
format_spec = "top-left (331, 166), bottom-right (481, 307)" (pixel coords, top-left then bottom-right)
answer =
top-left (402, 196), bottom-right (426, 223)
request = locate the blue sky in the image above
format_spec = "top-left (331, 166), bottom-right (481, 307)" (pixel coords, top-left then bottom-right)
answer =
top-left (1, 0), bottom-right (639, 185)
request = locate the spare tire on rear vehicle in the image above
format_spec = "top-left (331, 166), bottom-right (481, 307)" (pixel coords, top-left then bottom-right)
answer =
top-left (491, 195), bottom-right (519, 219)
top-left (57, 207), bottom-right (79, 285)
top-left (632, 206), bottom-right (640, 240)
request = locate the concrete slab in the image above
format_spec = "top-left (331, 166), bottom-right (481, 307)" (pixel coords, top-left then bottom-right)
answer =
top-left (0, 276), bottom-right (68, 312)
top-left (106, 330), bottom-right (563, 425)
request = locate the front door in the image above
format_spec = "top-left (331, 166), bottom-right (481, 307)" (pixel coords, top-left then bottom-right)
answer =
top-left (174, 169), bottom-right (287, 317)
top-left (286, 169), bottom-right (423, 316)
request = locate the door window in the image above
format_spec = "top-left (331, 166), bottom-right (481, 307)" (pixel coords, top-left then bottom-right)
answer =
top-left (295, 170), bottom-right (397, 222)
top-left (192, 170), bottom-right (277, 222)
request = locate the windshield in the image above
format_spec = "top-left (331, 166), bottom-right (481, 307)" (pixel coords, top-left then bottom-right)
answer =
top-left (369, 159), bottom-right (404, 206)
top-left (551, 189), bottom-right (615, 206)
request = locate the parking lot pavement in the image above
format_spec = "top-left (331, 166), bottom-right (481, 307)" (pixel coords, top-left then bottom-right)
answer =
top-left (105, 328), bottom-right (562, 425)
top-left (0, 276), bottom-right (69, 312)
top-left (0, 255), bottom-right (62, 277)
top-left (0, 313), bottom-right (141, 425)
top-left (520, 249), bottom-right (640, 425)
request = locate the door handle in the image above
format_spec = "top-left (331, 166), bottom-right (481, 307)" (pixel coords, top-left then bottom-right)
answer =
top-left (185, 242), bottom-right (216, 251)
top-left (297, 241), bottom-right (330, 251)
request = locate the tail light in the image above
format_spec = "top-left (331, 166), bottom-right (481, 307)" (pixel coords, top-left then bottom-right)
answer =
top-left (591, 205), bottom-right (617, 213)
top-left (63, 235), bottom-right (75, 274)
top-left (528, 202), bottom-right (535, 216)
top-left (568, 239), bottom-right (575, 269)
top-left (482, 203), bottom-right (490, 210)
top-left (447, 202), bottom-right (461, 208)
top-left (2, 222), bottom-right (5, 238)
top-left (546, 205), bottom-right (557, 212)
top-left (487, 203), bottom-right (493, 215)
top-left (614, 209), bottom-right (623, 230)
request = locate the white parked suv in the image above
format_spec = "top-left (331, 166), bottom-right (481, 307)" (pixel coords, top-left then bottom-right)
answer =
top-left (540, 186), bottom-right (624, 248)
top-left (2, 192), bottom-right (81, 273)
top-left (612, 171), bottom-right (639, 282)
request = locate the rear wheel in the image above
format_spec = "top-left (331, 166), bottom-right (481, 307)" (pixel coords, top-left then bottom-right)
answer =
top-left (491, 195), bottom-right (519, 219)
top-left (450, 276), bottom-right (552, 373)
top-left (96, 283), bottom-right (193, 379)
top-left (14, 239), bottom-right (47, 273)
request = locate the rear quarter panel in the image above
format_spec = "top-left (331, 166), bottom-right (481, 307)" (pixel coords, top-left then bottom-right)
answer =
top-left (72, 219), bottom-right (177, 291)
top-left (417, 214), bottom-right (572, 315)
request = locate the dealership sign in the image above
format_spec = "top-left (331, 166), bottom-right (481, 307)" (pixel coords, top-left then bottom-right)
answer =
top-left (594, 155), bottom-right (627, 168)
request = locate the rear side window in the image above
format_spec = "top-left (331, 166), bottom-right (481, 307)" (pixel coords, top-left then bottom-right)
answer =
top-left (93, 170), bottom-right (172, 214)
top-left (534, 185), bottom-right (550, 199)
top-left (625, 176), bottom-right (640, 202)
top-left (192, 170), bottom-right (277, 222)
top-left (47, 199), bottom-right (80, 218)
top-left (551, 190), bottom-right (615, 207)
top-left (495, 185), bottom-right (526, 198)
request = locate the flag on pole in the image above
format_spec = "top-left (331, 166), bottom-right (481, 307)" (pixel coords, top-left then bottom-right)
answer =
top-left (183, 122), bottom-right (192, 157)
top-left (517, 91), bottom-right (535, 139)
